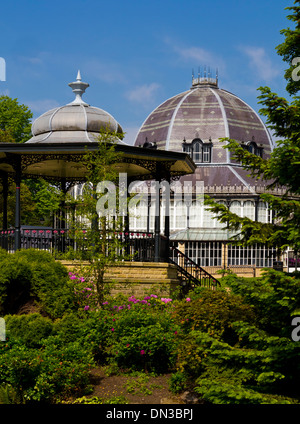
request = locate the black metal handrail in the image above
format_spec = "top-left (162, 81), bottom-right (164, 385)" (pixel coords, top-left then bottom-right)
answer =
top-left (170, 246), bottom-right (220, 288)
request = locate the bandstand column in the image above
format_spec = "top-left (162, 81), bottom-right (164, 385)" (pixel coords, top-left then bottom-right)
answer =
top-left (163, 178), bottom-right (170, 262)
top-left (60, 178), bottom-right (67, 229)
top-left (14, 157), bottom-right (22, 251)
top-left (154, 179), bottom-right (161, 262)
top-left (1, 172), bottom-right (8, 230)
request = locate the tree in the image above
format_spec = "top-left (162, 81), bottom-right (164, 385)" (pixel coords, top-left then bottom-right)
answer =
top-left (69, 128), bottom-right (127, 305)
top-left (25, 179), bottom-right (61, 226)
top-left (0, 96), bottom-right (32, 143)
top-left (204, 0), bottom-right (300, 259)
top-left (0, 97), bottom-right (62, 228)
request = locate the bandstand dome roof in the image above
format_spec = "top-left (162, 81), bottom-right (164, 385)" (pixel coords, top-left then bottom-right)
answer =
top-left (134, 74), bottom-right (274, 156)
top-left (27, 71), bottom-right (124, 144)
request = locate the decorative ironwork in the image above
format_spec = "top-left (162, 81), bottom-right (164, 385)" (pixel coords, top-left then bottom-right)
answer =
top-left (20, 153), bottom-right (85, 171)
top-left (0, 227), bottom-right (156, 262)
top-left (169, 245), bottom-right (220, 289)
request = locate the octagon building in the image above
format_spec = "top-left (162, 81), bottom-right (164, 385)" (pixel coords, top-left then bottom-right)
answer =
top-left (132, 74), bottom-right (285, 275)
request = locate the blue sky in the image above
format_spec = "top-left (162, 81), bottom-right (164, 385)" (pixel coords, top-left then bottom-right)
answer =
top-left (0, 0), bottom-right (291, 144)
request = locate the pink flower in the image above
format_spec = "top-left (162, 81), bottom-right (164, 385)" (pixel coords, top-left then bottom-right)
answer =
top-left (140, 350), bottom-right (146, 355)
top-left (161, 297), bottom-right (172, 303)
top-left (186, 298), bottom-right (191, 302)
top-left (111, 328), bottom-right (114, 332)
top-left (84, 305), bottom-right (89, 311)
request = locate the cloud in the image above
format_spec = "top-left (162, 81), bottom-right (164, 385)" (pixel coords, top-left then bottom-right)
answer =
top-left (241, 46), bottom-right (280, 82)
top-left (26, 99), bottom-right (60, 114)
top-left (164, 38), bottom-right (226, 72)
top-left (126, 83), bottom-right (160, 106)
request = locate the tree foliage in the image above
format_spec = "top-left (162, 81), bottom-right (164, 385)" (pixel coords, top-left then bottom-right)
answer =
top-left (0, 96), bottom-right (32, 143)
top-left (69, 128), bottom-right (126, 305)
top-left (204, 1), bottom-right (300, 256)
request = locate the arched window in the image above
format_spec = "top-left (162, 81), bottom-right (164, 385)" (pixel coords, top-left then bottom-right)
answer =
top-left (229, 201), bottom-right (241, 216)
top-left (175, 201), bottom-right (186, 229)
top-left (243, 141), bottom-right (263, 158)
top-left (243, 201), bottom-right (255, 220)
top-left (193, 140), bottom-right (202, 162)
top-left (182, 138), bottom-right (212, 163)
top-left (257, 201), bottom-right (268, 223)
top-left (189, 200), bottom-right (202, 227)
top-left (203, 144), bottom-right (211, 162)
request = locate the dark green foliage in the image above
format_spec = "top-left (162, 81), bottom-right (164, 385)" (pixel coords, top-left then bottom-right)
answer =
top-left (0, 336), bottom-right (94, 403)
top-left (5, 314), bottom-right (53, 348)
top-left (1, 248), bottom-right (300, 404)
top-left (276, 1), bottom-right (300, 96)
top-left (222, 269), bottom-right (300, 336)
top-left (171, 276), bottom-right (300, 404)
top-left (0, 95), bottom-right (32, 143)
top-left (172, 287), bottom-right (256, 343)
top-left (81, 300), bottom-right (180, 373)
top-left (0, 249), bottom-right (77, 318)
top-left (203, 2), bottom-right (300, 256)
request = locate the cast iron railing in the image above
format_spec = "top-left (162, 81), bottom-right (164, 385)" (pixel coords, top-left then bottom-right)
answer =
top-left (0, 227), bottom-right (156, 262)
top-left (169, 246), bottom-right (220, 289)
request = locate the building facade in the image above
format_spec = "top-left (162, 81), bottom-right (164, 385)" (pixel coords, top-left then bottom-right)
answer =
top-left (132, 74), bottom-right (286, 275)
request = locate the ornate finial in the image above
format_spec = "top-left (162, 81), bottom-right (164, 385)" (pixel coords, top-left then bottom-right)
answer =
top-left (68, 70), bottom-right (90, 106)
top-left (191, 66), bottom-right (219, 89)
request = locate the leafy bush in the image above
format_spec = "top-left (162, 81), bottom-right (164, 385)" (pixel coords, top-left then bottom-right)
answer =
top-left (172, 288), bottom-right (256, 344)
top-left (175, 330), bottom-right (298, 404)
top-left (169, 371), bottom-right (188, 394)
top-left (0, 335), bottom-right (94, 403)
top-left (102, 296), bottom-right (180, 373)
top-left (0, 249), bottom-right (77, 318)
top-left (5, 313), bottom-right (53, 348)
top-left (74, 295), bottom-right (181, 373)
top-left (221, 269), bottom-right (300, 337)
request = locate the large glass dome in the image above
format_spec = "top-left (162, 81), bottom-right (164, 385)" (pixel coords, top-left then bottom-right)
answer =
top-left (134, 75), bottom-right (273, 161)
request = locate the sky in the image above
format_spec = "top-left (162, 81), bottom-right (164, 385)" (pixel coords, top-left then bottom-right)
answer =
top-left (0, 0), bottom-right (292, 145)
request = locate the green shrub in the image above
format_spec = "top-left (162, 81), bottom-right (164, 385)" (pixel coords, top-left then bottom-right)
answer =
top-left (5, 313), bottom-right (53, 348)
top-left (194, 378), bottom-right (294, 404)
top-left (75, 296), bottom-right (180, 373)
top-left (0, 249), bottom-right (77, 318)
top-left (172, 288), bottom-right (256, 344)
top-left (169, 371), bottom-right (188, 394)
top-left (0, 384), bottom-right (22, 404)
top-left (221, 270), bottom-right (300, 337)
top-left (175, 328), bottom-right (300, 404)
top-left (0, 335), bottom-right (94, 403)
